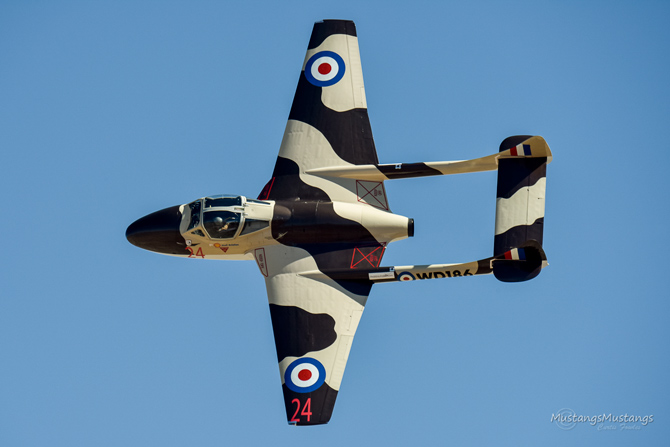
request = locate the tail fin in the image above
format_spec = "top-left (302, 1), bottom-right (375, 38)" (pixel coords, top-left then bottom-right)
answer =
top-left (493, 135), bottom-right (550, 282)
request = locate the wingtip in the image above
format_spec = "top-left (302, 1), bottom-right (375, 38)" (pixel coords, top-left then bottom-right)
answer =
top-left (308, 20), bottom-right (357, 49)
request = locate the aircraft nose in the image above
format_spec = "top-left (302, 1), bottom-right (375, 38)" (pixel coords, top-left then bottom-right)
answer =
top-left (126, 205), bottom-right (187, 255)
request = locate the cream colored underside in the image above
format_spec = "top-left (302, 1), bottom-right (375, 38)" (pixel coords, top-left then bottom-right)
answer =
top-left (303, 34), bottom-right (367, 112)
top-left (495, 177), bottom-right (547, 236)
top-left (263, 244), bottom-right (368, 391)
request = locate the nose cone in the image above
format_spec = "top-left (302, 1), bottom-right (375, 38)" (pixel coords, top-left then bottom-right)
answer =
top-left (126, 205), bottom-right (187, 255)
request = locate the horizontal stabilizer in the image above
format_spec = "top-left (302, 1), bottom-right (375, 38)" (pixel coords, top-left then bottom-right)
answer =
top-left (494, 135), bottom-right (549, 259)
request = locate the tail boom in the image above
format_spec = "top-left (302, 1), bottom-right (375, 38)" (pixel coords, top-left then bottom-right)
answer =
top-left (305, 136), bottom-right (552, 181)
top-left (298, 241), bottom-right (547, 284)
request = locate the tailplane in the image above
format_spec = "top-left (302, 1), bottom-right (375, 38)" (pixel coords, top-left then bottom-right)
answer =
top-left (494, 135), bottom-right (550, 282)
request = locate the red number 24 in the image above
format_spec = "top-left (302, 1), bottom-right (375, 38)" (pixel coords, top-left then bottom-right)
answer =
top-left (185, 247), bottom-right (205, 258)
top-left (290, 398), bottom-right (312, 423)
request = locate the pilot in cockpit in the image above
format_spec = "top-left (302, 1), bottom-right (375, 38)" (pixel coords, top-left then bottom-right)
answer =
top-left (206, 213), bottom-right (240, 239)
top-left (212, 216), bottom-right (230, 231)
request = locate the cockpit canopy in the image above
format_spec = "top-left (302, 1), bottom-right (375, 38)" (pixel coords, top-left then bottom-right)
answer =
top-left (184, 195), bottom-right (271, 240)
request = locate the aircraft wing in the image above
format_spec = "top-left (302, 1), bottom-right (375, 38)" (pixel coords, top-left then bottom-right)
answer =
top-left (258, 20), bottom-right (390, 210)
top-left (256, 20), bottom-right (388, 424)
top-left (259, 243), bottom-right (376, 425)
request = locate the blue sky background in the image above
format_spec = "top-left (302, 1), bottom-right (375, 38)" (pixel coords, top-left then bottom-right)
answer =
top-left (2, 1), bottom-right (669, 445)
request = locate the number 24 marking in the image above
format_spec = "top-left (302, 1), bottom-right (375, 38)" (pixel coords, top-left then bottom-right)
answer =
top-left (185, 247), bottom-right (205, 258)
top-left (290, 398), bottom-right (312, 423)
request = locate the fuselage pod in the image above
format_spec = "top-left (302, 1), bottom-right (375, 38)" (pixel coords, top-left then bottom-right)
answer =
top-left (126, 194), bottom-right (413, 260)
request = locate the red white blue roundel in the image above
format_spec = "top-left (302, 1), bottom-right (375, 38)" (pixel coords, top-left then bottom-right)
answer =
top-left (284, 357), bottom-right (326, 393)
top-left (398, 271), bottom-right (415, 281)
top-left (305, 51), bottom-right (346, 87)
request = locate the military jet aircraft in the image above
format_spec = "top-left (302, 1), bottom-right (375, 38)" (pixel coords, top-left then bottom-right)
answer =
top-left (126, 19), bottom-right (552, 425)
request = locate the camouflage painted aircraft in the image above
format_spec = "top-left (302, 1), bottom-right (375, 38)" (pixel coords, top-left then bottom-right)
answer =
top-left (126, 20), bottom-right (552, 425)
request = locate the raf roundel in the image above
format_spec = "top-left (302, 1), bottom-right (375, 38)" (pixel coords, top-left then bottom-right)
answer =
top-left (284, 357), bottom-right (326, 393)
top-left (398, 271), bottom-right (415, 281)
top-left (304, 51), bottom-right (346, 87)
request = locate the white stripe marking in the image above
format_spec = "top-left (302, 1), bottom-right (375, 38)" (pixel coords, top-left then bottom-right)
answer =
top-left (369, 271), bottom-right (395, 280)
top-left (495, 177), bottom-right (546, 235)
